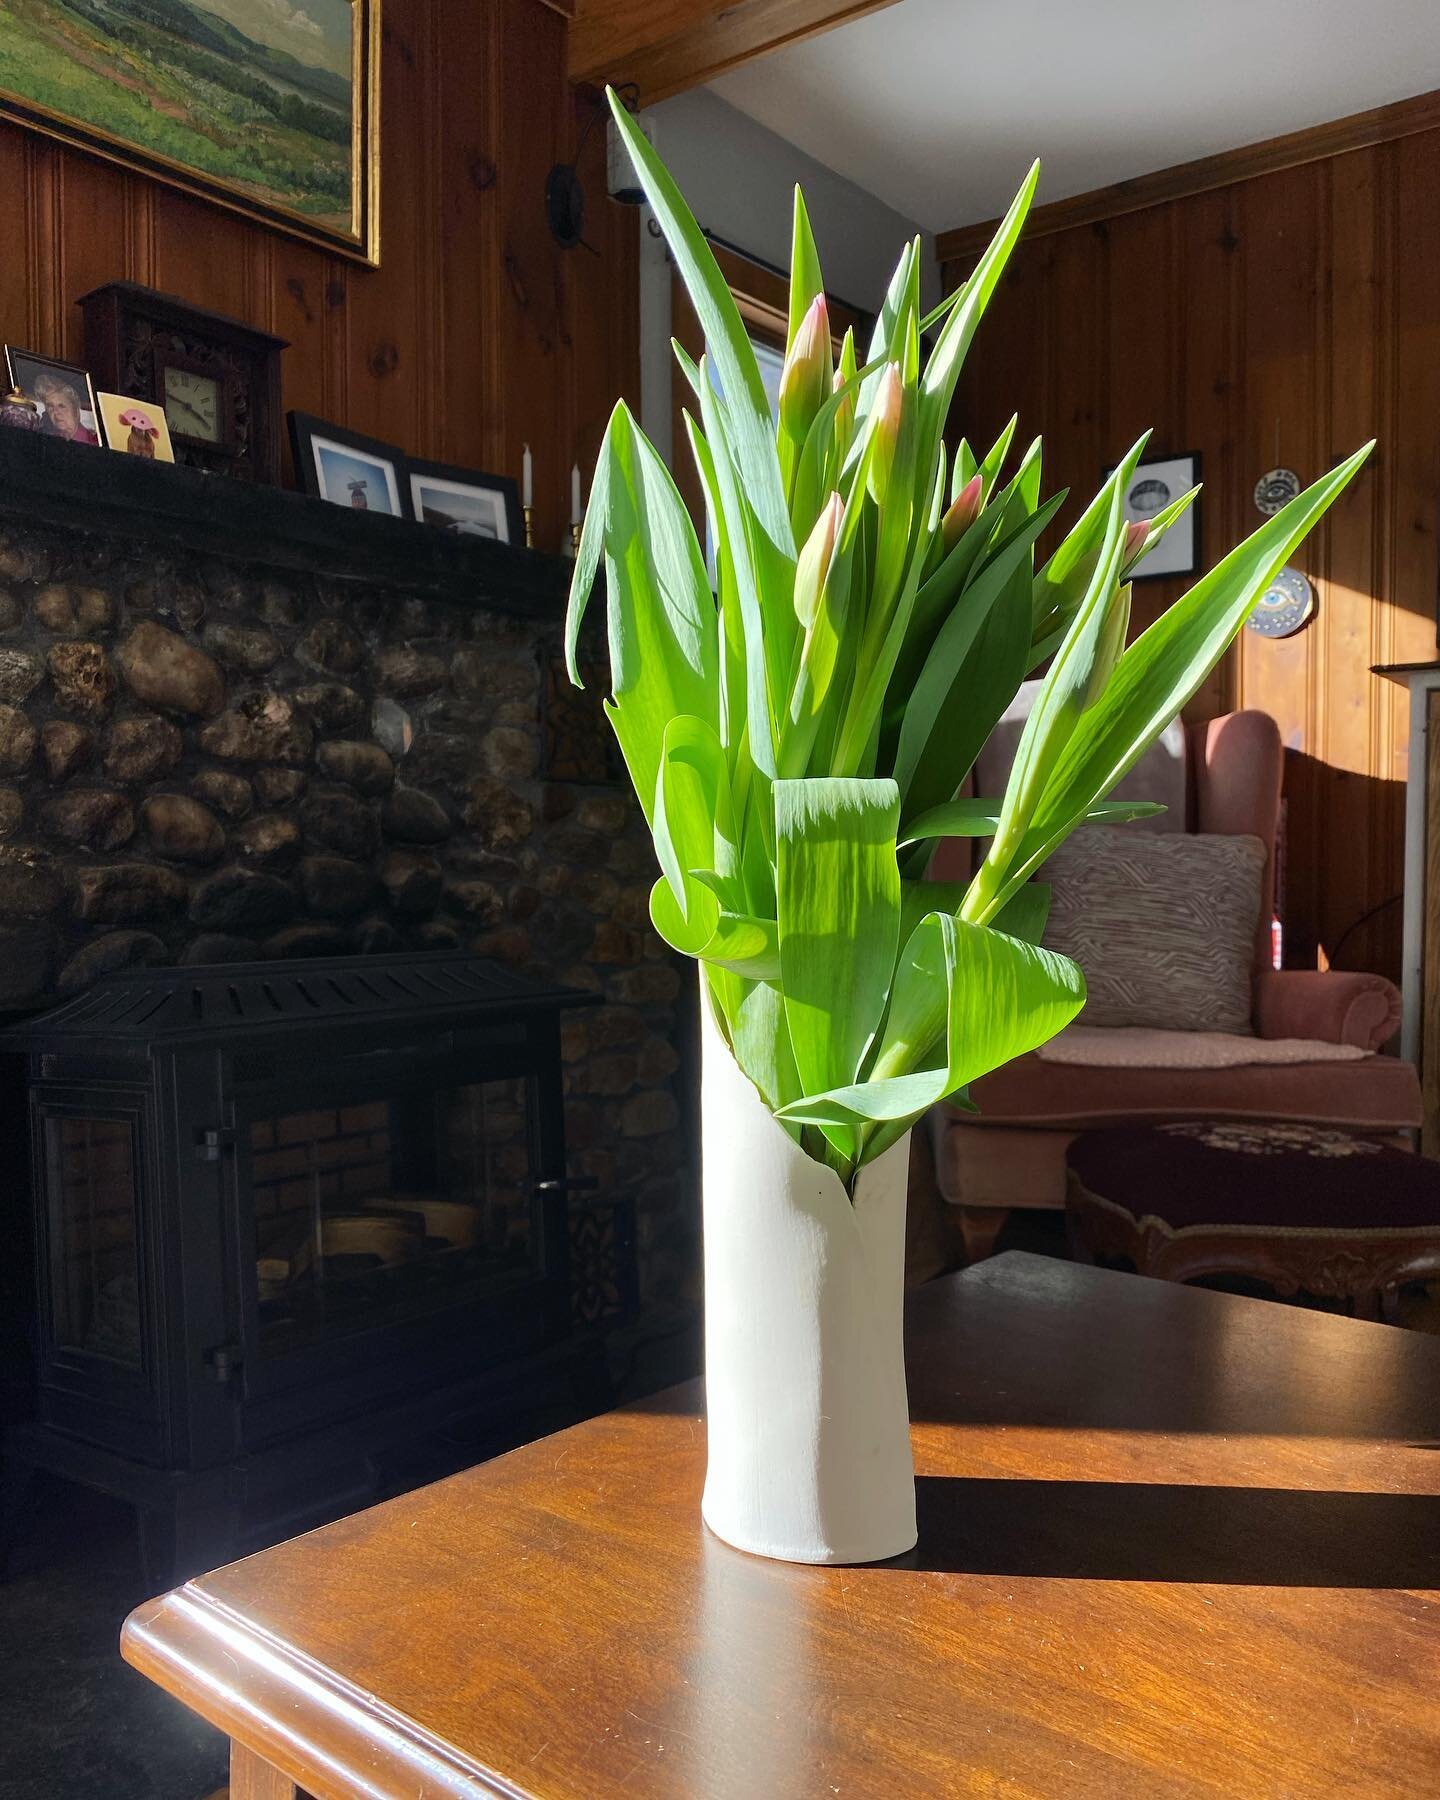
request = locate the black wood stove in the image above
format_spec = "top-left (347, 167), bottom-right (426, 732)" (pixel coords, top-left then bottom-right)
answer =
top-left (0, 951), bottom-right (614, 1580)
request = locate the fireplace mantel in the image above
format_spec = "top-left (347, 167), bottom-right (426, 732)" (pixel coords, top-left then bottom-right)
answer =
top-left (0, 429), bottom-right (689, 1346)
top-left (0, 430), bottom-right (570, 616)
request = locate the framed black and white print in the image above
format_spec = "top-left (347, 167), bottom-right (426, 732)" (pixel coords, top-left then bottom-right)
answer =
top-left (1114, 451), bottom-right (1200, 580)
top-left (407, 456), bottom-right (522, 545)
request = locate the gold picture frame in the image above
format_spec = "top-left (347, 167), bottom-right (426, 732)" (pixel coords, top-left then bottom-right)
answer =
top-left (0, 0), bottom-right (381, 267)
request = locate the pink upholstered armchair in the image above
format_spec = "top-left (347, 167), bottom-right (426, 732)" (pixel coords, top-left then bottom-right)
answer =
top-left (927, 708), bottom-right (1420, 1264)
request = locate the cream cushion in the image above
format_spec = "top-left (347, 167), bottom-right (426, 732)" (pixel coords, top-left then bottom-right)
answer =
top-left (1037, 1026), bottom-right (1368, 1068)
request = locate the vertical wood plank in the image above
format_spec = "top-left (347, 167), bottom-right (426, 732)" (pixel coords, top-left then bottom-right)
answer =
top-left (344, 0), bottom-right (424, 448)
top-left (418, 0), bottom-right (444, 460)
top-left (1388, 128), bottom-right (1440, 987)
top-left (1424, 689), bottom-right (1440, 1153)
top-left (1104, 202), bottom-right (1183, 642)
top-left (568, 85), bottom-right (641, 493)
top-left (27, 138), bottom-right (61, 354)
top-left (0, 123), bottom-right (36, 356)
top-left (125, 175), bottom-right (156, 295)
top-left (1044, 221), bottom-right (1108, 568)
top-left (228, 1740), bottom-right (298, 1800)
top-left (497, 0), bottom-right (567, 549)
top-left (324, 256), bottom-right (350, 432)
top-left (1236, 161), bottom-right (1321, 965)
top-left (271, 241), bottom-right (333, 485)
top-left (1322, 147), bottom-right (1382, 972)
top-left (958, 235), bottom-right (1048, 481)
top-left (55, 155), bottom-right (132, 363)
top-left (437, 0), bottom-right (501, 469)
top-left (150, 188), bottom-right (253, 326)
top-left (1177, 185), bottom-right (1241, 721)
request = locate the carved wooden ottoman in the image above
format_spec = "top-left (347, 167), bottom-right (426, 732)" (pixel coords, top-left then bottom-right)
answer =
top-left (1065, 1122), bottom-right (1440, 1320)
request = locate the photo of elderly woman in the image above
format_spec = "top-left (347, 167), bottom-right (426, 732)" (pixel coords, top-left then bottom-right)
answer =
top-left (4, 349), bottom-right (100, 445)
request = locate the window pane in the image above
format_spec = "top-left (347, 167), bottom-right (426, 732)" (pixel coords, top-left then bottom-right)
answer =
top-left (703, 334), bottom-right (785, 577)
top-left (46, 1114), bottom-right (141, 1367)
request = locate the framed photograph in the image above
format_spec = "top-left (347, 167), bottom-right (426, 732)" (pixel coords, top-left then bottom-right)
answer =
top-left (4, 348), bottom-right (101, 446)
top-left (96, 393), bottom-right (175, 464)
top-left (0, 1), bottom-right (380, 266)
top-left (1111, 451), bottom-right (1200, 579)
top-left (288, 412), bottom-right (408, 519)
top-left (407, 457), bottom-right (522, 545)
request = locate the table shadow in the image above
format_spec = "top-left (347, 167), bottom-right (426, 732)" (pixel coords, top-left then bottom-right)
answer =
top-left (888, 1476), bottom-right (1440, 1588)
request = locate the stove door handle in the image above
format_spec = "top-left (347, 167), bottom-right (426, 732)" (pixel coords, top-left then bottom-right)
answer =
top-left (194, 1125), bottom-right (237, 1163)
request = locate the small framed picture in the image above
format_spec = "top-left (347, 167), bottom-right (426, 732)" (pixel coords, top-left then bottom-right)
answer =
top-left (408, 456), bottom-right (522, 544)
top-left (97, 392), bottom-right (175, 463)
top-left (4, 347), bottom-right (101, 446)
top-left (288, 412), bottom-right (409, 519)
top-left (1113, 451), bottom-right (1200, 580)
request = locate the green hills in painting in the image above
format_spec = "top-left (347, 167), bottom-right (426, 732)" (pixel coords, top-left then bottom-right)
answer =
top-left (0, 0), bottom-right (355, 226)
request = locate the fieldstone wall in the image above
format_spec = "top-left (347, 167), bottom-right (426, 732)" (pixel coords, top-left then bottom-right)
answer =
top-left (0, 515), bottom-right (695, 1314)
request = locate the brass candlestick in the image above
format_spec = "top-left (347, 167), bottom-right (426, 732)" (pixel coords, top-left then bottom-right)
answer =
top-left (569, 521), bottom-right (581, 557)
top-left (522, 504), bottom-right (534, 549)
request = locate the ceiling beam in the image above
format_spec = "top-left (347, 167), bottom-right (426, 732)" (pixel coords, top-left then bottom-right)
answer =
top-left (936, 86), bottom-right (1440, 268)
top-left (569, 0), bottom-right (902, 106)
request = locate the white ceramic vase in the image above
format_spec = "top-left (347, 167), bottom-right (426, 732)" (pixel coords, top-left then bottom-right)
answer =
top-left (698, 986), bottom-right (917, 1564)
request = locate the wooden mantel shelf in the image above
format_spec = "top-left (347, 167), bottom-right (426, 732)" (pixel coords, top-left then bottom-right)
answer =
top-left (0, 432), bottom-right (571, 617)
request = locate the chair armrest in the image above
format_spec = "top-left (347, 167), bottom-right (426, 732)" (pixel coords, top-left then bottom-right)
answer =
top-left (1254, 968), bottom-right (1400, 1051)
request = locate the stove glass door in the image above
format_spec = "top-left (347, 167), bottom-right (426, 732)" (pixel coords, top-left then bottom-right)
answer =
top-left (248, 1077), bottom-right (536, 1355)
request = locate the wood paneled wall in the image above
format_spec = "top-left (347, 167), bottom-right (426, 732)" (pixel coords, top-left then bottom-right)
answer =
top-left (0, 0), bottom-right (637, 553)
top-left (943, 127), bottom-right (1440, 983)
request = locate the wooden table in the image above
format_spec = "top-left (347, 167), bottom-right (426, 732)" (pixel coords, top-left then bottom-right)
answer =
top-left (123, 1253), bottom-right (1440, 1799)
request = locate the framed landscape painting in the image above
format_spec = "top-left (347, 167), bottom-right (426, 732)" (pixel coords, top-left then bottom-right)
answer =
top-left (0, 0), bottom-right (380, 264)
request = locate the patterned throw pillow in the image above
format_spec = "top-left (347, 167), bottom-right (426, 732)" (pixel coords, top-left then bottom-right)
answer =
top-left (1041, 828), bottom-right (1266, 1033)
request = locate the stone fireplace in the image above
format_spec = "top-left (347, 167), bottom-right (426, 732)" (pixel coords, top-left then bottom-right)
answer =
top-left (0, 432), bottom-right (695, 1351)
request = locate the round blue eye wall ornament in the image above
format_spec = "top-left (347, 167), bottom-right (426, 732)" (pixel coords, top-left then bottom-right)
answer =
top-left (1245, 565), bottom-right (1315, 638)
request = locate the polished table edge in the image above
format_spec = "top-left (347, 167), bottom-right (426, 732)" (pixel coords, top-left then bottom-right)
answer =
top-left (121, 1586), bottom-right (527, 1800)
top-left (121, 1253), bottom-right (1440, 1798)
top-left (108, 1254), bottom-right (1138, 1800)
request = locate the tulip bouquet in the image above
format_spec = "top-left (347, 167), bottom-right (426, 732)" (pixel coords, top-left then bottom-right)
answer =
top-left (568, 90), bottom-right (1369, 1194)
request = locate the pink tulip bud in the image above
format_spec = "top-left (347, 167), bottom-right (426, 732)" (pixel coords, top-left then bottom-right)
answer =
top-left (1121, 519), bottom-right (1150, 569)
top-left (793, 492), bottom-right (844, 629)
top-left (1081, 581), bottom-right (1132, 711)
top-left (832, 359), bottom-right (855, 444)
top-left (866, 363), bottom-right (903, 501)
top-left (779, 294), bottom-right (830, 442)
top-left (940, 473), bottom-right (985, 552)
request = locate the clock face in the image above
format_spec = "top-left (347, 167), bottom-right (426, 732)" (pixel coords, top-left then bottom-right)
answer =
top-left (162, 365), bottom-right (221, 444)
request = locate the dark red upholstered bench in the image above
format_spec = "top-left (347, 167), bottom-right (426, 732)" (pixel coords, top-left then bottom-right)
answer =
top-left (1065, 1122), bottom-right (1440, 1320)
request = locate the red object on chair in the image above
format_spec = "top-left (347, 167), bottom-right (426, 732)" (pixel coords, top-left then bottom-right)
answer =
top-left (928, 709), bottom-right (1420, 1265)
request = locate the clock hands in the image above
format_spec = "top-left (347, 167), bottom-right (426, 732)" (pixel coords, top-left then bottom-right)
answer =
top-left (167, 395), bottom-right (214, 436)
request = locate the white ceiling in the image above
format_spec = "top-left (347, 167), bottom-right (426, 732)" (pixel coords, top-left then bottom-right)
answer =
top-left (709, 0), bottom-right (1440, 232)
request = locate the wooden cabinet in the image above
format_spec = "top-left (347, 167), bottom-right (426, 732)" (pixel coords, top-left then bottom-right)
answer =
top-left (1380, 662), bottom-right (1440, 1150)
